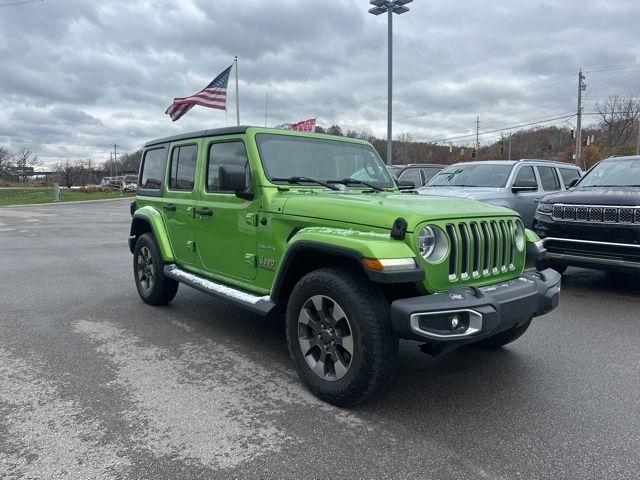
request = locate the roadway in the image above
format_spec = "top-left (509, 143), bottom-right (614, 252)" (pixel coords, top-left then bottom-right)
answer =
top-left (0, 199), bottom-right (638, 479)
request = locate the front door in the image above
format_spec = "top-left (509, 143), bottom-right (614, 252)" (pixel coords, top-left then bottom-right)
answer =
top-left (510, 165), bottom-right (541, 227)
top-left (162, 142), bottom-right (199, 265)
top-left (195, 138), bottom-right (258, 281)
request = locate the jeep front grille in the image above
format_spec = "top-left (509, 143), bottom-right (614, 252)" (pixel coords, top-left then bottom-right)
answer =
top-left (445, 219), bottom-right (518, 282)
top-left (552, 204), bottom-right (640, 224)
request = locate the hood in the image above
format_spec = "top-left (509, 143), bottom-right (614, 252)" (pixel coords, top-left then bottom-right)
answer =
top-left (418, 186), bottom-right (505, 200)
top-left (541, 186), bottom-right (640, 206)
top-left (274, 190), bottom-right (515, 232)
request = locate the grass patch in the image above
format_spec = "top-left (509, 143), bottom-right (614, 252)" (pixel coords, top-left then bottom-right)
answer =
top-left (0, 188), bottom-right (134, 206)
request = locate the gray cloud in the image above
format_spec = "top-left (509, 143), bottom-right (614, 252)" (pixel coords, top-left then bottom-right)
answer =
top-left (0, 0), bottom-right (639, 165)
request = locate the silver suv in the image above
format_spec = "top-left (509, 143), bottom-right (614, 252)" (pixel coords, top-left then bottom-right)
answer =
top-left (418, 160), bottom-right (582, 227)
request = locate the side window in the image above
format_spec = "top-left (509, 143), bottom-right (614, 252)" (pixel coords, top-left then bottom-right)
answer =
top-left (537, 166), bottom-right (561, 191)
top-left (514, 166), bottom-right (537, 187)
top-left (140, 148), bottom-right (166, 190)
top-left (207, 141), bottom-right (250, 192)
top-left (559, 168), bottom-right (580, 188)
top-left (421, 167), bottom-right (440, 182)
top-left (169, 144), bottom-right (197, 191)
top-left (398, 168), bottom-right (422, 187)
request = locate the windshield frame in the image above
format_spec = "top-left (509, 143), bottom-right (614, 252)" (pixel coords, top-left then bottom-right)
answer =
top-left (575, 158), bottom-right (640, 188)
top-left (426, 163), bottom-right (514, 188)
top-left (255, 133), bottom-right (395, 189)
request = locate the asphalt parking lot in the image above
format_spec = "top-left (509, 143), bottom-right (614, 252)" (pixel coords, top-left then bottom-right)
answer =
top-left (1, 199), bottom-right (639, 480)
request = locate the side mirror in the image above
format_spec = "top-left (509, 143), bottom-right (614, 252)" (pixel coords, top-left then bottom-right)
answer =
top-left (512, 179), bottom-right (538, 193)
top-left (567, 178), bottom-right (579, 188)
top-left (219, 164), bottom-right (254, 200)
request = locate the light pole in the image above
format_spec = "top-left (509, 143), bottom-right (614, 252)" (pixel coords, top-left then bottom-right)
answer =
top-left (369, 0), bottom-right (412, 166)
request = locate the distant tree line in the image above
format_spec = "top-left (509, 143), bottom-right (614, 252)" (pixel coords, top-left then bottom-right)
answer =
top-left (2, 95), bottom-right (638, 186)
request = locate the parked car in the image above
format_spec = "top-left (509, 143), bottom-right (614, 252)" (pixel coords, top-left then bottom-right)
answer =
top-left (418, 160), bottom-right (583, 227)
top-left (123, 174), bottom-right (138, 192)
top-left (386, 164), bottom-right (445, 188)
top-left (110, 176), bottom-right (124, 187)
top-left (100, 177), bottom-right (112, 187)
top-left (533, 155), bottom-right (640, 274)
top-left (128, 126), bottom-right (560, 406)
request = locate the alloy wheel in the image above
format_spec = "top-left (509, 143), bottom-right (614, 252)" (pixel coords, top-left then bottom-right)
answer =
top-left (297, 295), bottom-right (354, 381)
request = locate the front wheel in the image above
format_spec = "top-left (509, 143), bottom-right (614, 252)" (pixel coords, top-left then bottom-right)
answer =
top-left (133, 233), bottom-right (179, 305)
top-left (286, 268), bottom-right (398, 407)
top-left (472, 318), bottom-right (532, 349)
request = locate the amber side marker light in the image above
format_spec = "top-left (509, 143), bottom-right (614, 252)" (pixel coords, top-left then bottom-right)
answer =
top-left (362, 257), bottom-right (417, 272)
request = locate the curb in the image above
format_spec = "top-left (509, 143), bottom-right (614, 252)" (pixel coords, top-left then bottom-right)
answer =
top-left (0, 197), bottom-right (133, 208)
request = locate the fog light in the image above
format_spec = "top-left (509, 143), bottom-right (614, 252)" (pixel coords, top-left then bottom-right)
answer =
top-left (451, 316), bottom-right (460, 329)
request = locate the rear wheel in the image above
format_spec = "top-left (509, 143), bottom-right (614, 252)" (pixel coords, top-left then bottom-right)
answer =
top-left (472, 318), bottom-right (532, 349)
top-left (286, 268), bottom-right (398, 406)
top-left (133, 233), bottom-right (179, 305)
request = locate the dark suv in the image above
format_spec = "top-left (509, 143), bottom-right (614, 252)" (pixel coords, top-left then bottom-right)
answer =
top-left (533, 155), bottom-right (640, 273)
top-left (386, 164), bottom-right (445, 188)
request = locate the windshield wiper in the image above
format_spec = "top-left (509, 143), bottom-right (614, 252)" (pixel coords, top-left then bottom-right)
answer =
top-left (328, 178), bottom-right (385, 192)
top-left (271, 176), bottom-right (341, 191)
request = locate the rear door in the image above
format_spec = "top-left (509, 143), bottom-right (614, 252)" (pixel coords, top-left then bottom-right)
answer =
top-left (162, 141), bottom-right (199, 266)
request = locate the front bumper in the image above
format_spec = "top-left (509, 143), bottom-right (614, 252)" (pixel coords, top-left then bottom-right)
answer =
top-left (533, 214), bottom-right (640, 271)
top-left (390, 269), bottom-right (561, 345)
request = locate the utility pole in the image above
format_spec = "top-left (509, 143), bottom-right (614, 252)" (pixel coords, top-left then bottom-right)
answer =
top-left (234, 56), bottom-right (240, 126)
top-left (475, 115), bottom-right (480, 160)
top-left (575, 69), bottom-right (586, 167)
top-left (508, 134), bottom-right (512, 160)
top-left (636, 120), bottom-right (640, 155)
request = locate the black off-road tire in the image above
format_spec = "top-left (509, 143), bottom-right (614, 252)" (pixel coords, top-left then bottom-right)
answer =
top-left (133, 233), bottom-right (179, 305)
top-left (285, 268), bottom-right (398, 407)
top-left (472, 318), bottom-right (532, 349)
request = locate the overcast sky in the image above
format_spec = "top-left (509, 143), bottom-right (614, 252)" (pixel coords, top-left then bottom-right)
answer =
top-left (1, 0), bottom-right (639, 165)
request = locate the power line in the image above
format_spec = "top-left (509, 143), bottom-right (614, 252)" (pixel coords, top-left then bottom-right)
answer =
top-left (418, 114), bottom-right (575, 144)
top-left (0, 0), bottom-right (43, 7)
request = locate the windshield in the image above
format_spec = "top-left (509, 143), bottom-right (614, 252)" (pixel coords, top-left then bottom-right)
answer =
top-left (124, 175), bottom-right (138, 182)
top-left (578, 159), bottom-right (640, 187)
top-left (256, 134), bottom-right (394, 188)
top-left (427, 164), bottom-right (513, 187)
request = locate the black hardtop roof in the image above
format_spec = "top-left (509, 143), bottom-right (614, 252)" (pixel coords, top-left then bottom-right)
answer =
top-left (143, 126), bottom-right (368, 148)
top-left (144, 126), bottom-right (250, 147)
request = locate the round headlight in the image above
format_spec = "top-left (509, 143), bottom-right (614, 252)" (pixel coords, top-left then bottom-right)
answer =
top-left (514, 222), bottom-right (525, 251)
top-left (417, 225), bottom-right (448, 263)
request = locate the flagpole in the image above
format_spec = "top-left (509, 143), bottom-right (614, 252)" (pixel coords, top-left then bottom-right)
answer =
top-left (234, 56), bottom-right (240, 126)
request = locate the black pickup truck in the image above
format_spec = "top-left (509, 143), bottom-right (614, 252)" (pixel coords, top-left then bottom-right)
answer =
top-left (533, 155), bottom-right (640, 273)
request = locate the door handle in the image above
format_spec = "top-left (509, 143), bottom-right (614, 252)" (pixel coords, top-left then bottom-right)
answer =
top-left (163, 204), bottom-right (176, 212)
top-left (196, 208), bottom-right (213, 217)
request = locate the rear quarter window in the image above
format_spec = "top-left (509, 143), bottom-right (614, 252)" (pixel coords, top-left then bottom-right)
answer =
top-left (140, 147), bottom-right (167, 190)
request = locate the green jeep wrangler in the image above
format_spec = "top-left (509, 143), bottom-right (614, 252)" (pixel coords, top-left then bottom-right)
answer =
top-left (129, 126), bottom-right (560, 406)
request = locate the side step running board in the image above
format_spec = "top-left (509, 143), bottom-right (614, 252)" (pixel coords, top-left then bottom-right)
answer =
top-left (164, 265), bottom-right (277, 316)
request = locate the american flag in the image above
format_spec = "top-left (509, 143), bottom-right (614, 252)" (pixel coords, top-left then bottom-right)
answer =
top-left (291, 118), bottom-right (316, 132)
top-left (165, 65), bottom-right (232, 121)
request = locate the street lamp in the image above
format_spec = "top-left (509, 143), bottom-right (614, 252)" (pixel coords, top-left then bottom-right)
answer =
top-left (369, 0), bottom-right (413, 166)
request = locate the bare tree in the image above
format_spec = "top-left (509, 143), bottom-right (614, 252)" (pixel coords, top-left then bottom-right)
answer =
top-left (596, 95), bottom-right (640, 148)
top-left (14, 148), bottom-right (40, 182)
top-left (53, 161), bottom-right (84, 188)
